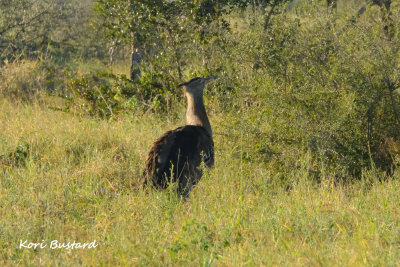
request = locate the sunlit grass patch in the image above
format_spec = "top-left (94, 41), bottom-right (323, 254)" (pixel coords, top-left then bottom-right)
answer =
top-left (0, 100), bottom-right (399, 265)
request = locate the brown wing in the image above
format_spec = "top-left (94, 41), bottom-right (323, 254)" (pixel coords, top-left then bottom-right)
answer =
top-left (142, 128), bottom-right (178, 188)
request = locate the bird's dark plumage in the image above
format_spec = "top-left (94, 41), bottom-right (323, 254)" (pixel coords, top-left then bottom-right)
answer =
top-left (142, 125), bottom-right (214, 196)
top-left (142, 75), bottom-right (215, 196)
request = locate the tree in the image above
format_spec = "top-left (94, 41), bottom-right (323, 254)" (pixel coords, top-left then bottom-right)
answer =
top-left (0, 0), bottom-right (104, 63)
top-left (0, 0), bottom-right (54, 61)
top-left (93, 0), bottom-right (229, 80)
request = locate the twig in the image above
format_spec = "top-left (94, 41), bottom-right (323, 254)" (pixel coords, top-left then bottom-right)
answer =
top-left (96, 88), bottom-right (114, 117)
top-left (264, 1), bottom-right (278, 30)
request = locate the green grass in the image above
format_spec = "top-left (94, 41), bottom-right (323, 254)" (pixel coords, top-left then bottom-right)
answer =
top-left (1, 0), bottom-right (399, 264)
top-left (1, 99), bottom-right (399, 266)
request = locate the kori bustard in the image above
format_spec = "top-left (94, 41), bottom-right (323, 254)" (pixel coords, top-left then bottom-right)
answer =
top-left (142, 76), bottom-right (215, 196)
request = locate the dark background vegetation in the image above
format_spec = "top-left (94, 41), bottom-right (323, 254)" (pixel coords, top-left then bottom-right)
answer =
top-left (1, 0), bottom-right (399, 180)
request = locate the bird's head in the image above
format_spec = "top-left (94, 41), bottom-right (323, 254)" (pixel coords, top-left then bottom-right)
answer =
top-left (178, 76), bottom-right (216, 96)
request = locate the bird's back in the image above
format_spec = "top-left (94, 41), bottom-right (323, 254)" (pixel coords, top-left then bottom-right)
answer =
top-left (142, 125), bottom-right (214, 194)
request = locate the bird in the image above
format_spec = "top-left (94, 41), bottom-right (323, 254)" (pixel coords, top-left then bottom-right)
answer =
top-left (142, 76), bottom-right (216, 197)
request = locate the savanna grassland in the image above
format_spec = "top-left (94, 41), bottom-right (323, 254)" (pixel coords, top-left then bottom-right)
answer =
top-left (1, 98), bottom-right (400, 266)
top-left (1, 0), bottom-right (400, 266)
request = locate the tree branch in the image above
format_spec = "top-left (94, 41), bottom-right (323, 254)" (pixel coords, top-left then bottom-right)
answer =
top-left (264, 1), bottom-right (278, 30)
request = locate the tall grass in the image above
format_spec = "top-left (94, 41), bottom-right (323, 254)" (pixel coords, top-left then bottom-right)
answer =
top-left (1, 99), bottom-right (399, 265)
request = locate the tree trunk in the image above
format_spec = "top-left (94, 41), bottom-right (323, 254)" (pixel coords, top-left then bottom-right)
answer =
top-left (130, 47), bottom-right (141, 81)
top-left (327, 0), bottom-right (337, 9)
top-left (130, 0), bottom-right (141, 81)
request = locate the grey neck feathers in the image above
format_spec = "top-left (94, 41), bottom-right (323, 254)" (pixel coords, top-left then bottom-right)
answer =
top-left (185, 91), bottom-right (212, 137)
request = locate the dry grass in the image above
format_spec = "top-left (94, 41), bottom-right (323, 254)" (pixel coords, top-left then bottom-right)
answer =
top-left (0, 99), bottom-right (399, 266)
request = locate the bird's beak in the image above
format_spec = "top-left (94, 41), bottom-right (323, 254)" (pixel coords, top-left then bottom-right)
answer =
top-left (205, 75), bottom-right (216, 82)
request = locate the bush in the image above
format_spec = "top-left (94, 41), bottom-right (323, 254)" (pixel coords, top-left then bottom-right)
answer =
top-left (225, 2), bottom-right (400, 177)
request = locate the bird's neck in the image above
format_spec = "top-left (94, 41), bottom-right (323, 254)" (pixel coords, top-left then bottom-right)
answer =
top-left (185, 92), bottom-right (212, 137)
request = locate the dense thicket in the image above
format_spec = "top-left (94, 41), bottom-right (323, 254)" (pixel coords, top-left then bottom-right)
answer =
top-left (1, 0), bottom-right (399, 179)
